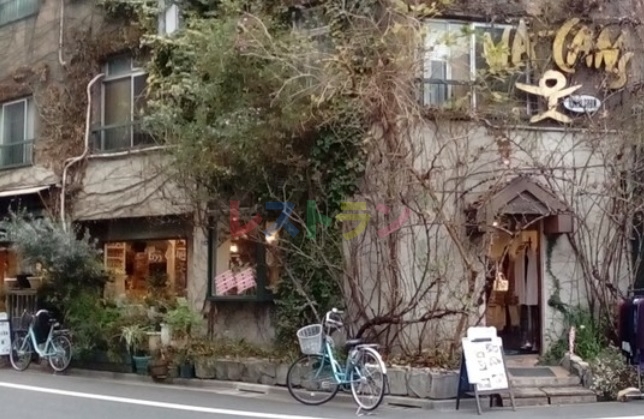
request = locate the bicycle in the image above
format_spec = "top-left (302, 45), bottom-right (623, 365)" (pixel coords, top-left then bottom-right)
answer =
top-left (9, 309), bottom-right (72, 373)
top-left (286, 308), bottom-right (388, 413)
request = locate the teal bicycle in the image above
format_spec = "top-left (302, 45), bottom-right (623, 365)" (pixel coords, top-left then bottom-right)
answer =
top-left (9, 309), bottom-right (72, 373)
top-left (286, 308), bottom-right (388, 413)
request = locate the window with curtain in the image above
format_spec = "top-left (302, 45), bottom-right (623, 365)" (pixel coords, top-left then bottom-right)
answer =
top-left (95, 55), bottom-right (153, 152)
top-left (0, 97), bottom-right (34, 168)
top-left (0, 0), bottom-right (40, 27)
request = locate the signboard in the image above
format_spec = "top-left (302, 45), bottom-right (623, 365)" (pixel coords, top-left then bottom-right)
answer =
top-left (0, 312), bottom-right (11, 356)
top-left (562, 95), bottom-right (602, 113)
top-left (462, 336), bottom-right (509, 391)
top-left (456, 326), bottom-right (515, 415)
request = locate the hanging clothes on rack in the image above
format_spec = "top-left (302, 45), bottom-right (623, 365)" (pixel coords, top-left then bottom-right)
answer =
top-left (525, 246), bottom-right (539, 306)
top-left (514, 248), bottom-right (526, 305)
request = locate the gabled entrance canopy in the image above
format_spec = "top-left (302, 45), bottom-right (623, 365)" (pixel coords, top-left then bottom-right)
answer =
top-left (468, 176), bottom-right (570, 229)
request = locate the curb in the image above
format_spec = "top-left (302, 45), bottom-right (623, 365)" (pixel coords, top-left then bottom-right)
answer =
top-left (61, 367), bottom-right (473, 411)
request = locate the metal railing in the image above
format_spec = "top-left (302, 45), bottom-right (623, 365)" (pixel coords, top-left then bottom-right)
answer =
top-left (5, 289), bottom-right (37, 330)
top-left (0, 139), bottom-right (33, 169)
top-left (91, 121), bottom-right (156, 153)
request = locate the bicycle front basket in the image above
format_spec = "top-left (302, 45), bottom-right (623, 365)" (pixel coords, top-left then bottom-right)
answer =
top-left (297, 324), bottom-right (323, 355)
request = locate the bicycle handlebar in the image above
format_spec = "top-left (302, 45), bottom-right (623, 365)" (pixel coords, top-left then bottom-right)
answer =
top-left (324, 308), bottom-right (344, 328)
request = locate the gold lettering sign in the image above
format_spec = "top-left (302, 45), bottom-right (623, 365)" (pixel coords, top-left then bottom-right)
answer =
top-left (515, 70), bottom-right (581, 124)
top-left (481, 19), bottom-right (633, 90)
top-left (552, 18), bottom-right (633, 89)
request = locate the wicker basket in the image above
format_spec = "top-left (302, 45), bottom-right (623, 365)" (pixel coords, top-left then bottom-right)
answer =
top-left (297, 324), bottom-right (323, 355)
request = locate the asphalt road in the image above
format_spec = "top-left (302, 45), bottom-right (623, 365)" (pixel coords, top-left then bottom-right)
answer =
top-left (1, 368), bottom-right (644, 419)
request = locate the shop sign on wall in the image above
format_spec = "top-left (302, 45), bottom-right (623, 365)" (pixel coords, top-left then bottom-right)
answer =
top-left (516, 70), bottom-right (581, 124)
top-left (562, 95), bottom-right (602, 114)
top-left (484, 18), bottom-right (633, 90)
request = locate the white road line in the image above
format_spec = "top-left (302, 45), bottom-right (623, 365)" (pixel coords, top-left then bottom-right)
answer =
top-left (0, 381), bottom-right (326, 419)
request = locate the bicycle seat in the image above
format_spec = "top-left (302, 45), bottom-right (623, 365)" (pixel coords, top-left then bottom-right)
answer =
top-left (345, 339), bottom-right (363, 349)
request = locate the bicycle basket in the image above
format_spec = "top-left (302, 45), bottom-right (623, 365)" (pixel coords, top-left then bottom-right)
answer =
top-left (297, 324), bottom-right (323, 355)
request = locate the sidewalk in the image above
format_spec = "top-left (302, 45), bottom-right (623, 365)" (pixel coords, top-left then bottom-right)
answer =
top-left (4, 366), bottom-right (644, 419)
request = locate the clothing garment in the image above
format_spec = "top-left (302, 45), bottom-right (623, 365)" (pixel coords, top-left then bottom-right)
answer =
top-left (524, 248), bottom-right (539, 306)
top-left (513, 252), bottom-right (525, 305)
top-left (636, 299), bottom-right (644, 356)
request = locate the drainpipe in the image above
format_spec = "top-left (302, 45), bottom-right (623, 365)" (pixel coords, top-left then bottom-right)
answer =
top-left (60, 73), bottom-right (104, 231)
top-left (58, 0), bottom-right (66, 66)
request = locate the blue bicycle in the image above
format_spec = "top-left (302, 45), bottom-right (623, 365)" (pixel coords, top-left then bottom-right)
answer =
top-left (286, 308), bottom-right (388, 412)
top-left (10, 309), bottom-right (72, 373)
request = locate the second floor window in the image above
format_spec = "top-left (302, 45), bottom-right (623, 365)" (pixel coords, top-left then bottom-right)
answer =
top-left (0, 97), bottom-right (35, 169)
top-left (424, 20), bottom-right (531, 113)
top-left (0, 0), bottom-right (40, 27)
top-left (95, 55), bottom-right (153, 153)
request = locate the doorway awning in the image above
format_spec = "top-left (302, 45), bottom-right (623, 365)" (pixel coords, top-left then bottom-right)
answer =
top-left (468, 176), bottom-right (569, 226)
top-left (0, 185), bottom-right (51, 199)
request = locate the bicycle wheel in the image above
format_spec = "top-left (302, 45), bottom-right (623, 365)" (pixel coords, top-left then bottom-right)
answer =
top-left (349, 347), bottom-right (387, 412)
top-left (286, 354), bottom-right (340, 405)
top-left (10, 334), bottom-right (33, 371)
top-left (48, 334), bottom-right (72, 372)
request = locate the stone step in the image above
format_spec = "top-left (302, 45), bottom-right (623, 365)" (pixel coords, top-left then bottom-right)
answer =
top-left (510, 375), bottom-right (581, 388)
top-left (500, 386), bottom-right (597, 407)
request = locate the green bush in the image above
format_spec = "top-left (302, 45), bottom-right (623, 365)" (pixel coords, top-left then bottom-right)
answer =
top-left (541, 306), bottom-right (606, 365)
top-left (1, 214), bottom-right (108, 319)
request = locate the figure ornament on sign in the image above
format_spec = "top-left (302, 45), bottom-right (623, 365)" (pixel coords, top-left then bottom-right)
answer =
top-left (515, 70), bottom-right (581, 124)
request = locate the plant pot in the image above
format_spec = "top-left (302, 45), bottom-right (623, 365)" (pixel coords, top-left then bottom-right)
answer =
top-left (194, 358), bottom-right (217, 379)
top-left (179, 362), bottom-right (194, 379)
top-left (148, 359), bottom-right (169, 381)
top-left (132, 355), bottom-right (151, 375)
top-left (147, 332), bottom-right (162, 353)
top-left (160, 323), bottom-right (172, 346)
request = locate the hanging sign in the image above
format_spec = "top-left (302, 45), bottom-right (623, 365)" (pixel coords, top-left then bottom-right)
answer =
top-left (0, 312), bottom-right (11, 356)
top-left (456, 326), bottom-right (516, 415)
top-left (562, 95), bottom-right (602, 113)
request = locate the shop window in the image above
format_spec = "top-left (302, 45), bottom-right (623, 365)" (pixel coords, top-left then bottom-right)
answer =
top-left (103, 239), bottom-right (187, 298)
top-left (208, 223), bottom-right (282, 302)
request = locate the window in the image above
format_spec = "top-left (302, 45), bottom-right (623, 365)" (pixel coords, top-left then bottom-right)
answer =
top-left (0, 97), bottom-right (35, 168)
top-left (158, 0), bottom-right (179, 36)
top-left (208, 222), bottom-right (281, 302)
top-left (292, 5), bottom-right (333, 89)
top-left (102, 239), bottom-right (187, 299)
top-left (423, 20), bottom-right (532, 113)
top-left (0, 0), bottom-right (40, 27)
top-left (95, 55), bottom-right (153, 152)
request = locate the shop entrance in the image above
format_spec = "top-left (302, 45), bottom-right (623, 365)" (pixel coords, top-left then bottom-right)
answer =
top-left (485, 218), bottom-right (542, 354)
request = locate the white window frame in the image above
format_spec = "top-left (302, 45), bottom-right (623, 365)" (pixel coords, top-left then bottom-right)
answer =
top-left (0, 97), bottom-right (34, 168)
top-left (99, 55), bottom-right (148, 151)
top-left (158, 0), bottom-right (180, 36)
top-left (424, 19), bottom-right (532, 112)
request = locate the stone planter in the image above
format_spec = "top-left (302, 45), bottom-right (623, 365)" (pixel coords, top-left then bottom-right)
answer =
top-left (388, 365), bottom-right (459, 399)
top-left (195, 358), bottom-right (217, 379)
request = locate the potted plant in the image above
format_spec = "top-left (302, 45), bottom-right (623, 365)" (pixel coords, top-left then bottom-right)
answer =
top-left (121, 324), bottom-right (150, 375)
top-left (174, 345), bottom-right (195, 379)
top-left (192, 339), bottom-right (218, 379)
top-left (148, 347), bottom-right (170, 382)
top-left (164, 298), bottom-right (202, 348)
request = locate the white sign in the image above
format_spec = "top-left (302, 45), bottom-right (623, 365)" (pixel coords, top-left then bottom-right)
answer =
top-left (0, 313), bottom-right (11, 356)
top-left (462, 328), bottom-right (509, 391)
top-left (562, 95), bottom-right (602, 113)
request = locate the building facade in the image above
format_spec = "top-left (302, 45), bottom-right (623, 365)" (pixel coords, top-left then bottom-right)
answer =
top-left (0, 0), bottom-right (640, 355)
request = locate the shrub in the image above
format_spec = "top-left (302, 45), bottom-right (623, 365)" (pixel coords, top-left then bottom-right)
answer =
top-left (1, 214), bottom-right (108, 319)
top-left (589, 345), bottom-right (637, 401)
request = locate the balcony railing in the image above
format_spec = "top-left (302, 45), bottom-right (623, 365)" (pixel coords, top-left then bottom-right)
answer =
top-left (91, 121), bottom-right (156, 153)
top-left (0, 139), bottom-right (33, 169)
